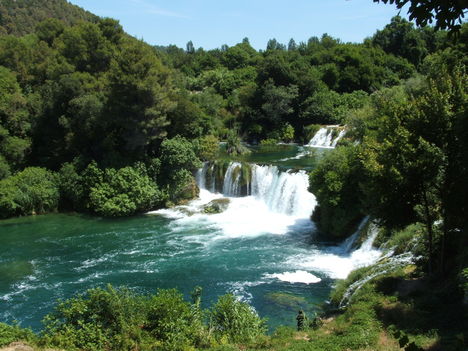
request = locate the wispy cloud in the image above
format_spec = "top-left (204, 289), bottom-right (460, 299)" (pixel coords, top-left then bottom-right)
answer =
top-left (129, 0), bottom-right (189, 19)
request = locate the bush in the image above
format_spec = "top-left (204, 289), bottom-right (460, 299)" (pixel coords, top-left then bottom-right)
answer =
top-left (259, 138), bottom-right (278, 147)
top-left (42, 286), bottom-right (148, 351)
top-left (194, 135), bottom-right (220, 161)
top-left (0, 167), bottom-right (59, 218)
top-left (383, 223), bottom-right (425, 255)
top-left (146, 289), bottom-right (201, 350)
top-left (281, 123), bottom-right (295, 142)
top-left (159, 136), bottom-right (202, 172)
top-left (89, 166), bottom-right (162, 217)
top-left (210, 294), bottom-right (266, 344)
top-left (0, 323), bottom-right (35, 347)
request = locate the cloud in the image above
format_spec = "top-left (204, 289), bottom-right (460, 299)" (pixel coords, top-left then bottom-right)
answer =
top-left (129, 0), bottom-right (189, 19)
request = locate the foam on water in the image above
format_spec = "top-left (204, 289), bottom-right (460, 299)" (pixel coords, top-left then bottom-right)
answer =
top-left (266, 270), bottom-right (322, 284)
top-left (290, 225), bottom-right (382, 279)
top-left (155, 164), bottom-right (317, 240)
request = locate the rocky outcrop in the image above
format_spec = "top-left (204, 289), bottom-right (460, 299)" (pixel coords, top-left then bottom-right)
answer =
top-left (203, 198), bottom-right (230, 214)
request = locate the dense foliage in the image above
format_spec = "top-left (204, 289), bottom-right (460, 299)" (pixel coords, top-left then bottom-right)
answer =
top-left (0, 0), bottom-right (97, 36)
top-left (39, 285), bottom-right (265, 351)
top-left (0, 0), bottom-right (465, 219)
top-left (309, 43), bottom-right (467, 278)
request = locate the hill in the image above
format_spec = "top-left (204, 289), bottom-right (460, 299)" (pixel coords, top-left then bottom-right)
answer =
top-left (0, 0), bottom-right (97, 36)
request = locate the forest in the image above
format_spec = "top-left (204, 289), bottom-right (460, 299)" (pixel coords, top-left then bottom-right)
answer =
top-left (0, 0), bottom-right (467, 350)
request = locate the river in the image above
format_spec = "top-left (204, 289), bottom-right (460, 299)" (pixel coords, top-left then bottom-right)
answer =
top-left (0, 144), bottom-right (381, 331)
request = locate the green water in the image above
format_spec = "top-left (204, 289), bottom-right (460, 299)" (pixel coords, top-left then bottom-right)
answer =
top-left (0, 213), bottom-right (334, 331)
top-left (219, 144), bottom-right (327, 170)
top-left (1, 145), bottom-right (357, 332)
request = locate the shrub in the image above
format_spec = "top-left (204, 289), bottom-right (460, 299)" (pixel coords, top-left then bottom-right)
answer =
top-left (210, 294), bottom-right (266, 344)
top-left (0, 323), bottom-right (35, 347)
top-left (42, 286), bottom-right (147, 351)
top-left (194, 135), bottom-right (220, 161)
top-left (146, 289), bottom-right (199, 350)
top-left (0, 167), bottom-right (59, 218)
top-left (89, 166), bottom-right (162, 217)
top-left (259, 138), bottom-right (278, 147)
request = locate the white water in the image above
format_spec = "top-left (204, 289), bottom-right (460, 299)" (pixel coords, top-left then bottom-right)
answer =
top-left (339, 252), bottom-right (415, 307)
top-left (308, 126), bottom-right (346, 148)
top-left (284, 222), bottom-right (382, 280)
top-left (266, 270), bottom-right (322, 284)
top-left (222, 162), bottom-right (242, 196)
top-left (154, 162), bottom-right (383, 283)
top-left (251, 165), bottom-right (315, 217)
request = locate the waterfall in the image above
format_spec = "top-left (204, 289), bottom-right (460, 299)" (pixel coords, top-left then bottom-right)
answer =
top-left (331, 129), bottom-right (346, 147)
top-left (251, 165), bottom-right (315, 217)
top-left (340, 216), bottom-right (370, 253)
top-left (308, 126), bottom-right (346, 148)
top-left (197, 162), bottom-right (316, 217)
top-left (338, 252), bottom-right (415, 308)
top-left (222, 162), bottom-right (242, 196)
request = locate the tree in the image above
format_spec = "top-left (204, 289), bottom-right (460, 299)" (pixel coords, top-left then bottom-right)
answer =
top-left (372, 16), bottom-right (428, 66)
top-left (186, 40), bottom-right (195, 54)
top-left (105, 38), bottom-right (175, 162)
top-left (373, 0), bottom-right (467, 32)
top-left (0, 66), bottom-right (31, 172)
top-left (309, 146), bottom-right (365, 238)
top-left (288, 38), bottom-right (297, 51)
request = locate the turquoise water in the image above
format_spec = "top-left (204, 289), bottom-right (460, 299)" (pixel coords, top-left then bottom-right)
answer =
top-left (0, 145), bottom-right (379, 332)
top-left (0, 213), bottom-right (332, 331)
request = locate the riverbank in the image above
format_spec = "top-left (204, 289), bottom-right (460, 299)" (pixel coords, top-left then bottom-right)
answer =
top-left (2, 262), bottom-right (466, 351)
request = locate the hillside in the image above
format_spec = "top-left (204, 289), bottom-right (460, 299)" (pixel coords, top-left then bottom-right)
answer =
top-left (0, 0), bottom-right (97, 36)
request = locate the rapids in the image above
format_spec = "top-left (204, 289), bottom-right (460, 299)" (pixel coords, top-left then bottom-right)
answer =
top-left (0, 148), bottom-right (381, 331)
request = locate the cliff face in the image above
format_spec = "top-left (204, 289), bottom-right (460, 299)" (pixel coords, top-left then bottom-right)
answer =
top-left (0, 0), bottom-right (98, 36)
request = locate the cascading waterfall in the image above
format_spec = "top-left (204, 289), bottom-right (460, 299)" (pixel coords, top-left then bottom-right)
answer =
top-left (340, 216), bottom-right (370, 253)
top-left (308, 126), bottom-right (346, 148)
top-left (331, 128), bottom-right (346, 147)
top-left (198, 162), bottom-right (316, 217)
top-left (251, 165), bottom-right (315, 217)
top-left (339, 252), bottom-right (415, 308)
top-left (222, 162), bottom-right (242, 196)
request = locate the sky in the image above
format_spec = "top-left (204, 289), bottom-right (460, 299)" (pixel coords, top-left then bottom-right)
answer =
top-left (67, 0), bottom-right (408, 50)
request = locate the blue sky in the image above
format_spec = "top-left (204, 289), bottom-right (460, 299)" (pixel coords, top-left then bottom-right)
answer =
top-left (68, 0), bottom-right (407, 50)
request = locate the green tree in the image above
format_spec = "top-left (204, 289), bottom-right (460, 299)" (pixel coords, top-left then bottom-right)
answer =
top-left (309, 146), bottom-right (365, 238)
top-left (0, 66), bottom-right (31, 172)
top-left (372, 16), bottom-right (428, 66)
top-left (105, 38), bottom-right (175, 162)
top-left (373, 0), bottom-right (467, 31)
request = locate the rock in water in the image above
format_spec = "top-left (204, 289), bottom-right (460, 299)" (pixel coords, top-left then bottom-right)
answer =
top-left (203, 198), bottom-right (230, 214)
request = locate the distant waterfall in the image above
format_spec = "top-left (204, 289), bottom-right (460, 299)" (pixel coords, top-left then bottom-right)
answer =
top-left (308, 126), bottom-right (346, 148)
top-left (197, 162), bottom-right (316, 217)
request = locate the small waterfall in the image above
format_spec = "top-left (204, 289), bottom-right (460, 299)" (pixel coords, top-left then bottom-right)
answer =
top-left (340, 216), bottom-right (370, 253)
top-left (339, 252), bottom-right (415, 308)
top-left (308, 126), bottom-right (346, 148)
top-left (331, 129), bottom-right (346, 147)
top-left (222, 162), bottom-right (242, 196)
top-left (251, 165), bottom-right (316, 217)
top-left (196, 162), bottom-right (316, 217)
